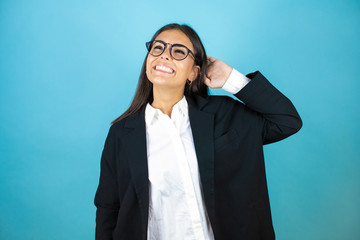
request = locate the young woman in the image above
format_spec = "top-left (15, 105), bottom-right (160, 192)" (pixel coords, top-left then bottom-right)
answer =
top-left (94, 23), bottom-right (302, 240)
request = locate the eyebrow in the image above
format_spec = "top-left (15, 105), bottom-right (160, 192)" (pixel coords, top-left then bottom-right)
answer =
top-left (155, 39), bottom-right (193, 50)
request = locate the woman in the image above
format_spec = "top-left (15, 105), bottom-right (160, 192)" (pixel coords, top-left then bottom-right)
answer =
top-left (94, 23), bottom-right (302, 240)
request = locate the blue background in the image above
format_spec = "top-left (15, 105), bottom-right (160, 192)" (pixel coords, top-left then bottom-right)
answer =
top-left (1, 0), bottom-right (359, 239)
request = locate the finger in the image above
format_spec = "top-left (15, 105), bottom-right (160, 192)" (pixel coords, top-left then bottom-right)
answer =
top-left (206, 59), bottom-right (215, 73)
top-left (207, 56), bottom-right (217, 63)
top-left (205, 69), bottom-right (212, 80)
top-left (203, 76), bottom-right (212, 87)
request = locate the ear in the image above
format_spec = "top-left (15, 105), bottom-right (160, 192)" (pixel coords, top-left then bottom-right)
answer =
top-left (188, 65), bottom-right (200, 82)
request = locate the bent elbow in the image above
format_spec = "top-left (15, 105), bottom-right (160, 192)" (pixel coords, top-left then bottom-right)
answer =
top-left (292, 115), bottom-right (303, 134)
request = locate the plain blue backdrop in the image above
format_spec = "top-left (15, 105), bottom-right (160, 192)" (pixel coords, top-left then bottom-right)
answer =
top-left (0, 0), bottom-right (359, 239)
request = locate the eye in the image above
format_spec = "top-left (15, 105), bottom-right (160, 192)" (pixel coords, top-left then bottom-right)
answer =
top-left (150, 43), bottom-right (164, 55)
top-left (153, 45), bottom-right (163, 50)
top-left (174, 49), bottom-right (185, 55)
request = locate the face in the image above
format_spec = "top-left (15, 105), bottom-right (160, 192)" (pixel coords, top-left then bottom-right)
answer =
top-left (146, 30), bottom-right (200, 91)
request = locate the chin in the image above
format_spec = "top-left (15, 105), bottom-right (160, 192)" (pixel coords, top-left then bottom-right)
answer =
top-left (149, 76), bottom-right (172, 85)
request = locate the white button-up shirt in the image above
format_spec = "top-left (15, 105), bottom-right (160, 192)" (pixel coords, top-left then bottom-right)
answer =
top-left (145, 69), bottom-right (250, 240)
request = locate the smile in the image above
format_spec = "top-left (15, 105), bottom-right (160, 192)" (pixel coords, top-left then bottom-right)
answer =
top-left (154, 64), bottom-right (175, 74)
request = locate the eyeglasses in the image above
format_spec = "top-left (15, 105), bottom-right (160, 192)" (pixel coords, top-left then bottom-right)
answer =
top-left (145, 40), bottom-right (195, 61)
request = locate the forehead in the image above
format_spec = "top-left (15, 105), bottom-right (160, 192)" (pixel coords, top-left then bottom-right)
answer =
top-left (155, 30), bottom-right (193, 50)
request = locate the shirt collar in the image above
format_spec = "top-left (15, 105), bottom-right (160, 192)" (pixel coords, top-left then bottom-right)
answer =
top-left (173, 96), bottom-right (188, 118)
top-left (145, 96), bottom-right (188, 127)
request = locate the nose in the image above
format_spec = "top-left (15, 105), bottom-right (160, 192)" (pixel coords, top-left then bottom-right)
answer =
top-left (161, 43), bottom-right (172, 60)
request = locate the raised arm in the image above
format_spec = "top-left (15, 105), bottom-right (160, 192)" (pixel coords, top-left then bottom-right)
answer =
top-left (205, 56), bottom-right (302, 144)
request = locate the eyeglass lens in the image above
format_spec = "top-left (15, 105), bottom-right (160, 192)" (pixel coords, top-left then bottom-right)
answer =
top-left (149, 41), bottom-right (188, 60)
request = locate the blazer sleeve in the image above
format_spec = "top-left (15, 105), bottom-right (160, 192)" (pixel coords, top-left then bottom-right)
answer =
top-left (94, 125), bottom-right (120, 239)
top-left (235, 71), bottom-right (302, 144)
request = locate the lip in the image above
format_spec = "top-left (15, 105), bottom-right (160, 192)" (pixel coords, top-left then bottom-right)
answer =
top-left (153, 63), bottom-right (175, 74)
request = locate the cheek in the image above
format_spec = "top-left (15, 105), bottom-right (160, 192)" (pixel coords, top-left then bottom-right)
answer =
top-left (146, 58), bottom-right (156, 80)
top-left (178, 63), bottom-right (193, 78)
top-left (146, 56), bottom-right (151, 72)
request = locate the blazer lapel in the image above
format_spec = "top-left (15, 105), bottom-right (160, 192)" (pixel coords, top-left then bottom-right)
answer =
top-left (121, 97), bottom-right (216, 233)
top-left (122, 107), bottom-right (149, 232)
top-left (186, 95), bottom-right (216, 226)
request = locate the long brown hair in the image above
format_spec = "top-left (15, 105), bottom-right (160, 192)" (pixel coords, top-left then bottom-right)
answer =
top-left (111, 23), bottom-right (209, 124)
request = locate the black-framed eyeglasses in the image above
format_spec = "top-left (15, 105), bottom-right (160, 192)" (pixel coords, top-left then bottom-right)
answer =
top-left (145, 40), bottom-right (195, 61)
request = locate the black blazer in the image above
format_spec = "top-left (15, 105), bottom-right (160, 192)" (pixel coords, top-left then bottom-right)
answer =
top-left (94, 71), bottom-right (302, 240)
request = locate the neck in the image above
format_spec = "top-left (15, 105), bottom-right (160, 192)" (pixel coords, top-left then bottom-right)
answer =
top-left (151, 86), bottom-right (185, 117)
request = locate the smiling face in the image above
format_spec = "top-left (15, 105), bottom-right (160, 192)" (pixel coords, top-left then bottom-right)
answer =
top-left (146, 30), bottom-right (200, 92)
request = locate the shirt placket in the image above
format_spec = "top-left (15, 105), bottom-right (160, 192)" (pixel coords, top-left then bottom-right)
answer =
top-left (165, 113), bottom-right (206, 240)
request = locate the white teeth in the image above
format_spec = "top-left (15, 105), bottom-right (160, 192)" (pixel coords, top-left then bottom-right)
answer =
top-left (155, 65), bottom-right (173, 73)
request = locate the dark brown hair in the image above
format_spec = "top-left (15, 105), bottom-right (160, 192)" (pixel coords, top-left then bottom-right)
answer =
top-left (111, 23), bottom-right (209, 124)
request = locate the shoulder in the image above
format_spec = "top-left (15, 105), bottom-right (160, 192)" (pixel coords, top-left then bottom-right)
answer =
top-left (109, 119), bottom-right (125, 134)
top-left (196, 94), bottom-right (247, 114)
top-left (187, 94), bottom-right (240, 108)
top-left (189, 94), bottom-right (261, 126)
top-left (206, 94), bottom-right (242, 106)
top-left (107, 114), bottom-right (134, 138)
top-left (108, 106), bottom-right (146, 136)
